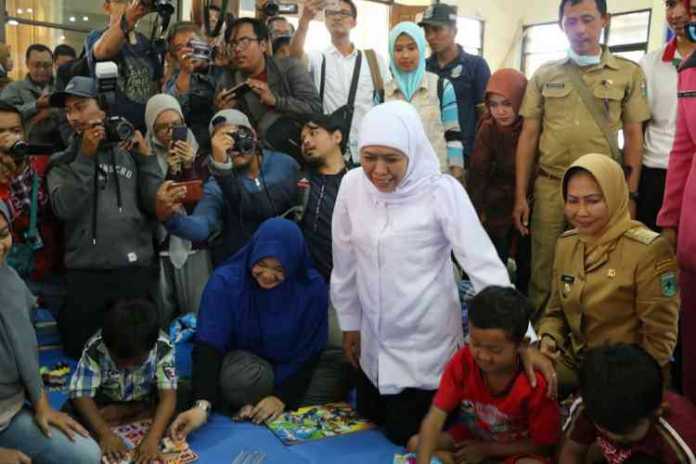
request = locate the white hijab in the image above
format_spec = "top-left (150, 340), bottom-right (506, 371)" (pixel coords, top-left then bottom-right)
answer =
top-left (358, 101), bottom-right (441, 203)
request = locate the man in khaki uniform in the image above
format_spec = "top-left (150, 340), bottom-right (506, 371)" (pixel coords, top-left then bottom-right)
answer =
top-left (513, 0), bottom-right (651, 314)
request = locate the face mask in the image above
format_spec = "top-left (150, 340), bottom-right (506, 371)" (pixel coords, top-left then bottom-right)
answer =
top-left (567, 47), bottom-right (601, 66)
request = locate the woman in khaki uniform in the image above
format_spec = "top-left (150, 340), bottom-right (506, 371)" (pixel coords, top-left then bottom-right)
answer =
top-left (537, 154), bottom-right (679, 397)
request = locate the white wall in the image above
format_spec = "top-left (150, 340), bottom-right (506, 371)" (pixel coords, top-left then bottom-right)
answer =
top-left (450, 0), bottom-right (669, 72)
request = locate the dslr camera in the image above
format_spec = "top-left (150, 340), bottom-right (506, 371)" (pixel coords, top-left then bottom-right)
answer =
top-left (7, 141), bottom-right (53, 161)
top-left (260, 0), bottom-right (298, 17)
top-left (94, 61), bottom-right (136, 145)
top-left (188, 39), bottom-right (212, 63)
top-left (228, 126), bottom-right (256, 155)
top-left (140, 0), bottom-right (175, 17)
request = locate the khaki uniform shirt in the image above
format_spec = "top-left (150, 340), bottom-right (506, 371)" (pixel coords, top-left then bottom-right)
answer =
top-left (538, 227), bottom-right (680, 367)
top-left (520, 50), bottom-right (651, 179)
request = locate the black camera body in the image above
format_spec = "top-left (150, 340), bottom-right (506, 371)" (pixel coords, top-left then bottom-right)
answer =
top-left (102, 116), bottom-right (136, 145)
top-left (261, 0), bottom-right (298, 17)
top-left (228, 127), bottom-right (256, 155)
top-left (8, 141), bottom-right (53, 161)
top-left (141, 0), bottom-right (175, 17)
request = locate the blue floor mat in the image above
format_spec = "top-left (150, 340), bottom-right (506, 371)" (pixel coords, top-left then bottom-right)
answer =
top-left (39, 348), bottom-right (403, 463)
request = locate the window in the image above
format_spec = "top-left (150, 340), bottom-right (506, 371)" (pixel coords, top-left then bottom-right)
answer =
top-left (456, 17), bottom-right (484, 56)
top-left (521, 9), bottom-right (651, 77)
top-left (606, 10), bottom-right (651, 62)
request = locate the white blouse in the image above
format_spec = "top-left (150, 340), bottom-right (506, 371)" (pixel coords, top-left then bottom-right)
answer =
top-left (331, 169), bottom-right (511, 394)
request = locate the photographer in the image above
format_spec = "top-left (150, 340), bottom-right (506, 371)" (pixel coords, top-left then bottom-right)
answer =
top-left (1, 44), bottom-right (65, 148)
top-left (85, 0), bottom-right (164, 132)
top-left (0, 102), bottom-right (63, 301)
top-left (214, 18), bottom-right (321, 160)
top-left (267, 16), bottom-right (295, 58)
top-left (46, 76), bottom-right (164, 358)
top-left (164, 21), bottom-right (225, 154)
top-left (164, 110), bottom-right (299, 266)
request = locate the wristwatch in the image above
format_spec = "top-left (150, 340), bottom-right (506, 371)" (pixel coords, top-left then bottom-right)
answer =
top-left (629, 191), bottom-right (639, 202)
top-left (194, 399), bottom-right (211, 417)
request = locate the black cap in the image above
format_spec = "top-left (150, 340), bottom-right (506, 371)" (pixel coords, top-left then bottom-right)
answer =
top-left (50, 76), bottom-right (97, 108)
top-left (418, 4), bottom-right (457, 27)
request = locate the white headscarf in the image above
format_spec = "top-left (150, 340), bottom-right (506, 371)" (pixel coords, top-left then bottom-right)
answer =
top-left (145, 94), bottom-right (199, 175)
top-left (358, 101), bottom-right (440, 202)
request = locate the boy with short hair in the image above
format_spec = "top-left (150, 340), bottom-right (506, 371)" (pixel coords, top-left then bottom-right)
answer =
top-left (560, 344), bottom-right (696, 464)
top-left (68, 299), bottom-right (177, 464)
top-left (412, 286), bottom-right (560, 464)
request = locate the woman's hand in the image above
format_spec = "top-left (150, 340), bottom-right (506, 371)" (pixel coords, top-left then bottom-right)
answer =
top-left (171, 140), bottom-right (195, 168)
top-left (342, 331), bottom-right (361, 369)
top-left (0, 448), bottom-right (31, 464)
top-left (168, 407), bottom-right (207, 442)
top-left (235, 396), bottom-right (285, 424)
top-left (33, 395), bottom-right (89, 441)
top-left (520, 342), bottom-right (558, 400)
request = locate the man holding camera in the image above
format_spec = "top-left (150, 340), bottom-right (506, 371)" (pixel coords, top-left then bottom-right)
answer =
top-left (163, 110), bottom-right (300, 266)
top-left (0, 101), bottom-right (62, 296)
top-left (1, 44), bottom-right (65, 148)
top-left (47, 76), bottom-right (164, 358)
top-left (165, 21), bottom-right (225, 154)
top-left (214, 18), bottom-right (321, 161)
top-left (85, 0), bottom-right (164, 132)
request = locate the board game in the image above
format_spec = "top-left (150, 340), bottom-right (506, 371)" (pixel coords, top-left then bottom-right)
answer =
top-left (101, 419), bottom-right (198, 464)
top-left (265, 402), bottom-right (375, 445)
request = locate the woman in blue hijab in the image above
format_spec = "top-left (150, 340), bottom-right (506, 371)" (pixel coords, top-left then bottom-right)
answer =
top-left (384, 21), bottom-right (464, 179)
top-left (170, 218), bottom-right (343, 436)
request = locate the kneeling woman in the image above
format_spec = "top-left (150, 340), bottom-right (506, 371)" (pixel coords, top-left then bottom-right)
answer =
top-left (170, 218), bottom-right (345, 437)
top-left (538, 154), bottom-right (680, 396)
top-left (0, 201), bottom-right (101, 464)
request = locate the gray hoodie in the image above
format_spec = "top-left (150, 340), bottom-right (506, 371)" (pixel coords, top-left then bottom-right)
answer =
top-left (0, 203), bottom-right (42, 428)
top-left (47, 137), bottom-right (163, 270)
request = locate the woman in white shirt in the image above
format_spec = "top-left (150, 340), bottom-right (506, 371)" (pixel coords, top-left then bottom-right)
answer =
top-left (330, 101), bottom-right (511, 445)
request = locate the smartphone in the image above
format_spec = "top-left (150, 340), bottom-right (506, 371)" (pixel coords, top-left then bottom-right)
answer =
top-left (172, 180), bottom-right (203, 205)
top-left (171, 126), bottom-right (188, 144)
top-left (227, 82), bottom-right (253, 100)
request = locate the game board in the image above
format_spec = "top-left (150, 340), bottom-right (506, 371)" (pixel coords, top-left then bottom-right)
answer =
top-left (101, 419), bottom-right (198, 464)
top-left (265, 402), bottom-right (375, 445)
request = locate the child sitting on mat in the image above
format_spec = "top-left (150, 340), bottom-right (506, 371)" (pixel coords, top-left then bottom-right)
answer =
top-left (66, 298), bottom-right (177, 464)
top-left (410, 286), bottom-right (560, 464)
top-left (560, 344), bottom-right (696, 464)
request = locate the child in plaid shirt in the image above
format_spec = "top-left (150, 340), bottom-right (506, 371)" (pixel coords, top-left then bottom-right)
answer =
top-left (67, 299), bottom-right (177, 464)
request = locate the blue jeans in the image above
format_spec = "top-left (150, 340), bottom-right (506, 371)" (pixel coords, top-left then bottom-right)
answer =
top-left (0, 409), bottom-right (101, 464)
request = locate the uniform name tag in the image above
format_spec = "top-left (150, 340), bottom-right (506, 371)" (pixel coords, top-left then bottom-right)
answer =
top-left (678, 90), bottom-right (696, 98)
top-left (546, 82), bottom-right (566, 89)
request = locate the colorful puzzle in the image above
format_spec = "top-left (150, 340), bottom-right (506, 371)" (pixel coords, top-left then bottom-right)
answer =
top-left (101, 419), bottom-right (198, 464)
top-left (265, 402), bottom-right (375, 445)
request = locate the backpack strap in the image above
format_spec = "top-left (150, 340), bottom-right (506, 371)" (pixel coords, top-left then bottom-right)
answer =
top-left (437, 75), bottom-right (444, 110)
top-left (364, 49), bottom-right (384, 103)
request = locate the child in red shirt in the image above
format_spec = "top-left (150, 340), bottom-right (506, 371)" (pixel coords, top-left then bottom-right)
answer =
top-left (411, 286), bottom-right (560, 464)
top-left (560, 344), bottom-right (696, 464)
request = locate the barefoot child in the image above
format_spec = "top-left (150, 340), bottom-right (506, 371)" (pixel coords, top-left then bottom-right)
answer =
top-left (412, 286), bottom-right (560, 464)
top-left (67, 299), bottom-right (177, 464)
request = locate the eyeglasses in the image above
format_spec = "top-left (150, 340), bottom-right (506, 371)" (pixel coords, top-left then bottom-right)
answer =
top-left (325, 10), bottom-right (354, 18)
top-left (154, 122), bottom-right (184, 134)
top-left (230, 37), bottom-right (260, 50)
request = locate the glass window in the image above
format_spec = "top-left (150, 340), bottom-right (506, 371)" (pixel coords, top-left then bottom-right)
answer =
top-left (522, 23), bottom-right (568, 77)
top-left (608, 10), bottom-right (650, 46)
top-left (456, 17), bottom-right (483, 56)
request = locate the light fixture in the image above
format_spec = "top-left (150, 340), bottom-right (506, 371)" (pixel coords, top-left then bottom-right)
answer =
top-left (60, 35), bottom-right (66, 41)
top-left (83, 16), bottom-right (89, 21)
top-left (69, 16), bottom-right (76, 22)
top-left (7, 20), bottom-right (18, 26)
top-left (27, 8), bottom-right (33, 13)
top-left (17, 8), bottom-right (23, 14)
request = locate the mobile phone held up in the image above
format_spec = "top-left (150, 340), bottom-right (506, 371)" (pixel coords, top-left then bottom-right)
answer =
top-left (227, 82), bottom-right (253, 100)
top-left (171, 126), bottom-right (188, 144)
top-left (172, 180), bottom-right (204, 206)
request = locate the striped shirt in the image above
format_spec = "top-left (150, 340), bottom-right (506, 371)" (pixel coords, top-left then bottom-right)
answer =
top-left (69, 331), bottom-right (177, 402)
top-left (564, 393), bottom-right (696, 464)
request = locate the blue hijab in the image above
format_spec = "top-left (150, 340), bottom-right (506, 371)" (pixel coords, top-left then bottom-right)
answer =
top-left (196, 218), bottom-right (328, 384)
top-left (389, 22), bottom-right (427, 102)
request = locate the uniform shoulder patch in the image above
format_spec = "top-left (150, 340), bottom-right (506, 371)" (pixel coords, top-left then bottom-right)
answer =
top-left (624, 227), bottom-right (659, 245)
top-left (660, 272), bottom-right (678, 297)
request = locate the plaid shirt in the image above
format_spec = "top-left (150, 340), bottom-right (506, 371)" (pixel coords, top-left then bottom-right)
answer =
top-left (69, 331), bottom-right (177, 402)
top-left (6, 164), bottom-right (47, 221)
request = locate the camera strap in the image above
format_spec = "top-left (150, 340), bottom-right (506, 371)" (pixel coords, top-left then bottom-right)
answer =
top-left (319, 50), bottom-right (363, 110)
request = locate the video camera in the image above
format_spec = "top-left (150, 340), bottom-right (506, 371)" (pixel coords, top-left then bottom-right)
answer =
top-left (94, 61), bottom-right (136, 146)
